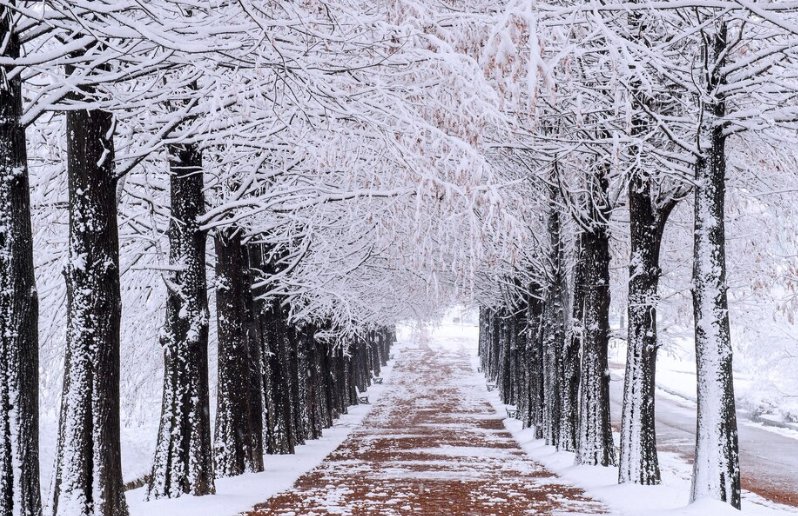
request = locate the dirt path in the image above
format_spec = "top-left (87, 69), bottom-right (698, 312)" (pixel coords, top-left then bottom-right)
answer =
top-left (249, 339), bottom-right (606, 515)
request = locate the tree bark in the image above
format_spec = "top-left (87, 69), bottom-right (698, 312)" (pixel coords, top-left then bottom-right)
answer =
top-left (561, 235), bottom-right (585, 453)
top-left (148, 143), bottom-right (214, 498)
top-left (0, 6), bottom-right (41, 514)
top-left (213, 228), bottom-right (263, 477)
top-left (262, 296), bottom-right (294, 455)
top-left (619, 176), bottom-right (674, 484)
top-left (689, 18), bottom-right (740, 508)
top-left (576, 170), bottom-right (616, 467)
top-left (542, 201), bottom-right (565, 447)
top-left (241, 246), bottom-right (264, 470)
top-left (52, 76), bottom-right (127, 515)
top-left (522, 288), bottom-right (544, 431)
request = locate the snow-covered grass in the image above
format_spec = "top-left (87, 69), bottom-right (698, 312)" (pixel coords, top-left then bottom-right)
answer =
top-left (120, 341), bottom-right (406, 516)
top-left (608, 327), bottom-right (798, 436)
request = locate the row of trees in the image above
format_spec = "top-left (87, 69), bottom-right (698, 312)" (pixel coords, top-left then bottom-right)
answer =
top-left (473, 0), bottom-right (798, 512)
top-left (1, 0), bottom-right (797, 514)
top-left (1, 1), bottom-right (423, 515)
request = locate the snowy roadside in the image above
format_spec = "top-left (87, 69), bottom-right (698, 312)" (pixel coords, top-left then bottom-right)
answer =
top-left (411, 312), bottom-right (792, 515)
top-left (465, 341), bottom-right (798, 515)
top-left (492, 419), bottom-right (796, 516)
top-left (122, 340), bottom-right (407, 516)
top-left (608, 342), bottom-right (798, 440)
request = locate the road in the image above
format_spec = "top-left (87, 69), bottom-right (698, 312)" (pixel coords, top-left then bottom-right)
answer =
top-left (609, 365), bottom-right (798, 507)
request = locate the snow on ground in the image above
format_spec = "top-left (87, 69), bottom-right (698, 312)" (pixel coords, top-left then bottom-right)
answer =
top-left (252, 326), bottom-right (604, 515)
top-left (35, 306), bottom-right (797, 515)
top-left (607, 318), bottom-right (798, 435)
top-left (122, 343), bottom-right (405, 516)
top-left (426, 306), bottom-right (797, 516)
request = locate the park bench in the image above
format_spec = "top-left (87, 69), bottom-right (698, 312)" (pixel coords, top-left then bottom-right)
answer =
top-left (486, 382), bottom-right (497, 392)
top-left (357, 393), bottom-right (369, 404)
top-left (506, 406), bottom-right (518, 419)
top-left (373, 377), bottom-right (383, 384)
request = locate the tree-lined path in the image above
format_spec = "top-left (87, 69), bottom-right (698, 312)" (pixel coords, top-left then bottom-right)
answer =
top-left (248, 338), bottom-right (606, 515)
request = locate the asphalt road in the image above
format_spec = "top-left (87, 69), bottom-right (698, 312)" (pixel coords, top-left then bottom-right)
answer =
top-left (609, 365), bottom-right (798, 508)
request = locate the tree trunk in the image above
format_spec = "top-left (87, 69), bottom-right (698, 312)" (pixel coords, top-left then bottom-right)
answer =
top-left (292, 326), bottom-right (310, 444)
top-left (213, 228), bottom-right (262, 476)
top-left (576, 170), bottom-right (616, 467)
top-left (148, 143), bottom-right (214, 499)
top-left (52, 80), bottom-right (127, 515)
top-left (619, 176), bottom-right (673, 484)
top-left (561, 235), bottom-right (584, 453)
top-left (261, 296), bottom-right (294, 455)
top-left (689, 18), bottom-right (740, 508)
top-left (514, 304), bottom-right (529, 424)
top-left (241, 246), bottom-right (264, 471)
top-left (532, 314), bottom-right (545, 440)
top-left (541, 180), bottom-right (566, 447)
top-left (522, 288), bottom-right (544, 430)
top-left (304, 328), bottom-right (324, 439)
top-left (0, 8), bottom-right (41, 515)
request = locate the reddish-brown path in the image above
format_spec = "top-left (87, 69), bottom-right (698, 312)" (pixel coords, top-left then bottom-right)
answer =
top-left (248, 338), bottom-right (607, 515)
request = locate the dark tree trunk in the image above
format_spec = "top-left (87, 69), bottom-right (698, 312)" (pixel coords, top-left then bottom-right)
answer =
top-left (248, 244), bottom-right (278, 455)
top-left (52, 77), bottom-right (127, 515)
top-left (148, 143), bottom-right (214, 498)
top-left (241, 246), bottom-right (264, 470)
top-left (514, 304), bottom-right (529, 424)
top-left (304, 329), bottom-right (324, 439)
top-left (576, 170), bottom-right (616, 467)
top-left (345, 351), bottom-right (358, 406)
top-left (334, 346), bottom-right (348, 415)
top-left (0, 7), bottom-right (41, 514)
top-left (619, 176), bottom-right (674, 484)
top-left (213, 228), bottom-right (263, 476)
top-left (292, 326), bottom-right (310, 445)
top-left (261, 297), bottom-right (294, 455)
top-left (561, 236), bottom-right (584, 452)
top-left (320, 343), bottom-right (336, 426)
top-left (689, 18), bottom-right (740, 508)
top-left (481, 310), bottom-right (489, 377)
top-left (490, 314), bottom-right (500, 384)
top-left (499, 312), bottom-right (512, 403)
top-left (522, 288), bottom-right (544, 431)
top-left (531, 314), bottom-right (545, 440)
top-left (541, 198), bottom-right (565, 447)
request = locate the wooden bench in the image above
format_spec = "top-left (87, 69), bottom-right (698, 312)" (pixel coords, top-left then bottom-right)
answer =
top-left (358, 394), bottom-right (369, 404)
top-left (506, 406), bottom-right (518, 419)
top-left (373, 377), bottom-right (383, 384)
top-left (486, 382), bottom-right (497, 392)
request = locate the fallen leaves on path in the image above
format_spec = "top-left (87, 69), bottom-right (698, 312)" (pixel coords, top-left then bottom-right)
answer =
top-left (249, 340), bottom-right (607, 515)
